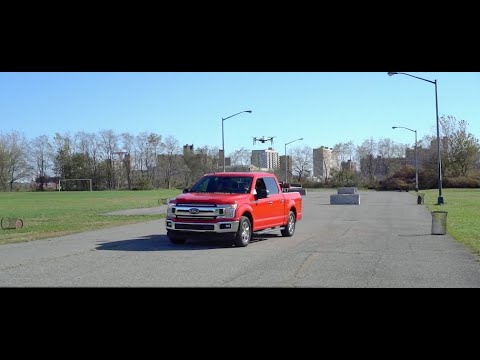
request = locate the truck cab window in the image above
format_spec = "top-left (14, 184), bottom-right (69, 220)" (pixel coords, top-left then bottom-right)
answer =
top-left (264, 177), bottom-right (280, 195)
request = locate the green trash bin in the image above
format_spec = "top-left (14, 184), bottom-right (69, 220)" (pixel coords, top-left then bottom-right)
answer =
top-left (431, 211), bottom-right (447, 235)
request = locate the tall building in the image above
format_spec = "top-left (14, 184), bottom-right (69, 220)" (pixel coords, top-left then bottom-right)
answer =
top-left (313, 146), bottom-right (340, 182)
top-left (183, 144), bottom-right (194, 155)
top-left (251, 147), bottom-right (279, 170)
top-left (279, 155), bottom-right (292, 174)
top-left (218, 149), bottom-right (231, 168)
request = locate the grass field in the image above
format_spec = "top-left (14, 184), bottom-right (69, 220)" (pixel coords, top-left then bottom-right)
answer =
top-left (422, 188), bottom-right (480, 255)
top-left (0, 190), bottom-right (180, 245)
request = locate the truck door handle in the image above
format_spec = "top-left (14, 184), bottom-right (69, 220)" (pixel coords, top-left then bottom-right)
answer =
top-left (268, 201), bottom-right (273, 205)
top-left (280, 200), bottom-right (284, 203)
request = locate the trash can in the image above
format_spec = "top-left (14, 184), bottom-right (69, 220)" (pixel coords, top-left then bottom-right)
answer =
top-left (417, 193), bottom-right (425, 205)
top-left (431, 211), bottom-right (447, 235)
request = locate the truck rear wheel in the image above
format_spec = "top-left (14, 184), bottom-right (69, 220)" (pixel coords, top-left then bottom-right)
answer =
top-left (234, 216), bottom-right (252, 247)
top-left (281, 211), bottom-right (296, 237)
top-left (167, 231), bottom-right (187, 244)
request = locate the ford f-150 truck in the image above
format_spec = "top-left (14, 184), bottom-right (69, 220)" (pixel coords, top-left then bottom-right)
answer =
top-left (165, 172), bottom-right (302, 247)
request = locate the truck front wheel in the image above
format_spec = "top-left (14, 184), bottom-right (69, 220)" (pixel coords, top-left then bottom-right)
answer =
top-left (234, 216), bottom-right (252, 247)
top-left (281, 211), bottom-right (296, 237)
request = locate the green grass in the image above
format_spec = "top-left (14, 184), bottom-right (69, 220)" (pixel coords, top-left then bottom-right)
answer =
top-left (0, 190), bottom-right (180, 245)
top-left (422, 189), bottom-right (480, 255)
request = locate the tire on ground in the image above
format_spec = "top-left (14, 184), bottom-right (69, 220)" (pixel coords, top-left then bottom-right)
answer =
top-left (234, 216), bottom-right (252, 247)
top-left (281, 211), bottom-right (296, 237)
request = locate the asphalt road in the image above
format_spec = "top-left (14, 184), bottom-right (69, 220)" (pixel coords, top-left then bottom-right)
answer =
top-left (1, 190), bottom-right (479, 287)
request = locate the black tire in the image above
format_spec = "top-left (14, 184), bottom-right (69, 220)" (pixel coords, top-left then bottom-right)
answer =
top-left (234, 216), bottom-right (252, 247)
top-left (167, 231), bottom-right (187, 244)
top-left (281, 211), bottom-right (296, 237)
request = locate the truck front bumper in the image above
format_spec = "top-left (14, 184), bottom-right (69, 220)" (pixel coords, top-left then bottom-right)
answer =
top-left (165, 220), bottom-right (239, 233)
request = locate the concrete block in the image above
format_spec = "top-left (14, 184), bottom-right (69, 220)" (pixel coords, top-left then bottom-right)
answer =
top-left (337, 187), bottom-right (357, 194)
top-left (330, 194), bottom-right (360, 205)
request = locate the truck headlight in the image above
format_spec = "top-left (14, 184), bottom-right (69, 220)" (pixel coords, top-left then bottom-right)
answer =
top-left (224, 204), bottom-right (237, 218)
top-left (167, 203), bottom-right (175, 217)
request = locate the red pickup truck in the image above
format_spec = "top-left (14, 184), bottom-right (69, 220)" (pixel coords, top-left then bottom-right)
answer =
top-left (165, 172), bottom-right (302, 247)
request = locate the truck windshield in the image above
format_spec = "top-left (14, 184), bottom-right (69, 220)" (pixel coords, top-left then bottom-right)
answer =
top-left (190, 176), bottom-right (253, 194)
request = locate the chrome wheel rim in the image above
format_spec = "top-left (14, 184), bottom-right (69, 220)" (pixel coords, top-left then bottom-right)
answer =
top-left (241, 221), bottom-right (250, 242)
top-left (288, 213), bottom-right (295, 234)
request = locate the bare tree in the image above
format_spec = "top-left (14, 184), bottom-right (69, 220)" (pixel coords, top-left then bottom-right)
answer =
top-left (356, 138), bottom-right (378, 183)
top-left (99, 130), bottom-right (118, 189)
top-left (333, 141), bottom-right (355, 163)
top-left (3, 131), bottom-right (33, 191)
top-left (146, 133), bottom-right (162, 186)
top-left (30, 135), bottom-right (53, 190)
top-left (120, 132), bottom-right (135, 190)
top-left (377, 138), bottom-right (405, 177)
top-left (291, 145), bottom-right (312, 182)
top-left (230, 147), bottom-right (251, 171)
top-left (158, 135), bottom-right (181, 189)
top-left (0, 135), bottom-right (8, 190)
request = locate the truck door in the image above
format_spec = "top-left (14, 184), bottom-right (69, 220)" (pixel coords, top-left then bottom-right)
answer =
top-left (253, 177), bottom-right (284, 230)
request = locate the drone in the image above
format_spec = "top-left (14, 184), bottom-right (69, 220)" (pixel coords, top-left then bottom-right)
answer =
top-left (253, 136), bottom-right (275, 145)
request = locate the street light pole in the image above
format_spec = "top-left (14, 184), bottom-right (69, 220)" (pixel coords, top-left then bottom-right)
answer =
top-left (388, 72), bottom-right (444, 204)
top-left (392, 126), bottom-right (418, 192)
top-left (284, 138), bottom-right (303, 183)
top-left (222, 110), bottom-right (252, 172)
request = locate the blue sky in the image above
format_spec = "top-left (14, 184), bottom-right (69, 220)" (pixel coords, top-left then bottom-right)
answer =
top-left (0, 72), bottom-right (478, 153)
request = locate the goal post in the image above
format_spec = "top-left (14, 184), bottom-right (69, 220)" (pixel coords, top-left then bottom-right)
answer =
top-left (58, 179), bottom-right (93, 191)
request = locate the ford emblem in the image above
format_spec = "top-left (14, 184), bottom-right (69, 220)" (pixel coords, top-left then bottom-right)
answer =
top-left (189, 208), bottom-right (200, 214)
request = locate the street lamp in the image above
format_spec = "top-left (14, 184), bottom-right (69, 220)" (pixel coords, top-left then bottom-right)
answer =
top-left (222, 110), bottom-right (252, 172)
top-left (392, 126), bottom-right (418, 192)
top-left (388, 72), bottom-right (444, 205)
top-left (285, 138), bottom-right (303, 183)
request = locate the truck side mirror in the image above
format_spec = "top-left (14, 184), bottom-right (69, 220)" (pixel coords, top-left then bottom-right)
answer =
top-left (183, 188), bottom-right (189, 193)
top-left (255, 188), bottom-right (269, 199)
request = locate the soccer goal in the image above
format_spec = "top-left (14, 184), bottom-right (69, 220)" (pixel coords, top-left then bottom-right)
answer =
top-left (58, 178), bottom-right (93, 191)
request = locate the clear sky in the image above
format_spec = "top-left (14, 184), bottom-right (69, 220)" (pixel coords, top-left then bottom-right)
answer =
top-left (0, 72), bottom-right (478, 154)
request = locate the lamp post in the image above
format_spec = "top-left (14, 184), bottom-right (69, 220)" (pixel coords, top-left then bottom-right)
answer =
top-left (222, 110), bottom-right (252, 172)
top-left (388, 72), bottom-right (444, 205)
top-left (392, 126), bottom-right (418, 192)
top-left (285, 138), bottom-right (303, 183)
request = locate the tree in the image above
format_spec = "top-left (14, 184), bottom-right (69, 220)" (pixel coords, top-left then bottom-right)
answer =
top-left (356, 138), bottom-right (378, 184)
top-left (158, 135), bottom-right (181, 189)
top-left (448, 119), bottom-right (480, 176)
top-left (230, 148), bottom-right (251, 168)
top-left (291, 145), bottom-right (312, 182)
top-left (30, 135), bottom-right (53, 190)
top-left (333, 141), bottom-right (355, 163)
top-left (0, 135), bottom-right (8, 190)
top-left (99, 130), bottom-right (118, 189)
top-left (3, 131), bottom-right (33, 191)
top-left (121, 132), bottom-right (135, 190)
top-left (377, 138), bottom-right (405, 177)
top-left (52, 132), bottom-right (74, 179)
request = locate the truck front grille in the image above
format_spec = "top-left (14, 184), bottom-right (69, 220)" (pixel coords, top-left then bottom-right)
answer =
top-left (175, 224), bottom-right (215, 231)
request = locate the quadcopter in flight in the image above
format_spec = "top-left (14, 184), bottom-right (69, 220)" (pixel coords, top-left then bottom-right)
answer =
top-left (253, 136), bottom-right (275, 145)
